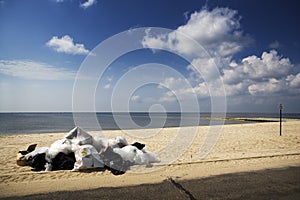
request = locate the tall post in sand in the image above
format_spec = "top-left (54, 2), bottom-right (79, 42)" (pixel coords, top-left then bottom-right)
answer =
top-left (279, 104), bottom-right (283, 136)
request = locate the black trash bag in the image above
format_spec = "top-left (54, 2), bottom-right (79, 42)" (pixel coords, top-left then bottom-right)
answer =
top-left (27, 153), bottom-right (47, 171)
top-left (131, 142), bottom-right (145, 150)
top-left (27, 152), bottom-right (76, 171)
top-left (52, 152), bottom-right (76, 171)
top-left (100, 147), bottom-right (131, 175)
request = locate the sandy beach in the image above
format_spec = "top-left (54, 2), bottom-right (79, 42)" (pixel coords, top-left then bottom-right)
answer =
top-left (0, 120), bottom-right (300, 199)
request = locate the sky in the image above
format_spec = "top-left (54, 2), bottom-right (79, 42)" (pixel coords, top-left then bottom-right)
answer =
top-left (0, 0), bottom-right (299, 113)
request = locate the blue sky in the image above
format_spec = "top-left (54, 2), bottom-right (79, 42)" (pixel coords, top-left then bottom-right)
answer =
top-left (0, 0), bottom-right (299, 113)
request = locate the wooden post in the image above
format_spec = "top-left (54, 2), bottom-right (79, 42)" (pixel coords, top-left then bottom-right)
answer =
top-left (279, 104), bottom-right (283, 136)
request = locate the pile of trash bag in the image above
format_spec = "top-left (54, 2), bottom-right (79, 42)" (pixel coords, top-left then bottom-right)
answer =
top-left (16, 127), bottom-right (160, 175)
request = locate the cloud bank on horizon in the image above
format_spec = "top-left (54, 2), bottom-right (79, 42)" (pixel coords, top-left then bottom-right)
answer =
top-left (0, 1), bottom-right (299, 112)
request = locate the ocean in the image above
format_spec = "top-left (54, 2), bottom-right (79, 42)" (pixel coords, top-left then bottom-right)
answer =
top-left (0, 112), bottom-right (299, 135)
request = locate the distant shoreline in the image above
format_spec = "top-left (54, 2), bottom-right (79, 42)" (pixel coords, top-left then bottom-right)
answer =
top-left (207, 117), bottom-right (300, 123)
top-left (1, 111), bottom-right (300, 114)
top-left (1, 112), bottom-right (299, 136)
top-left (0, 118), bottom-right (298, 137)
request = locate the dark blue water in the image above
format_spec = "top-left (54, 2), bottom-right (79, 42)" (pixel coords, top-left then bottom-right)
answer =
top-left (0, 112), bottom-right (299, 135)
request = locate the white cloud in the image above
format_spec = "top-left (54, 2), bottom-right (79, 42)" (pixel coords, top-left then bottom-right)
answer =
top-left (269, 40), bottom-right (281, 49)
top-left (142, 7), bottom-right (252, 103)
top-left (224, 81), bottom-right (249, 96)
top-left (223, 50), bottom-right (298, 97)
top-left (46, 35), bottom-right (90, 55)
top-left (157, 77), bottom-right (210, 102)
top-left (183, 11), bottom-right (190, 21)
top-left (224, 50), bottom-right (293, 84)
top-left (140, 7), bottom-right (299, 111)
top-left (80, 0), bottom-right (96, 9)
top-left (187, 57), bottom-right (220, 80)
top-left (0, 80), bottom-right (73, 112)
top-left (142, 7), bottom-right (251, 59)
top-left (102, 76), bottom-right (114, 89)
top-left (242, 50), bottom-right (292, 78)
top-left (287, 73), bottom-right (300, 88)
top-left (0, 60), bottom-right (75, 80)
top-left (158, 77), bottom-right (188, 90)
top-left (248, 78), bottom-right (287, 96)
top-left (103, 83), bottom-right (111, 89)
top-left (156, 49), bottom-right (299, 103)
top-left (158, 77), bottom-right (198, 101)
top-left (131, 95), bottom-right (140, 101)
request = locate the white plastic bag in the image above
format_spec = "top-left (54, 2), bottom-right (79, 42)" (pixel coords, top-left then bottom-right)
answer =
top-left (73, 144), bottom-right (104, 171)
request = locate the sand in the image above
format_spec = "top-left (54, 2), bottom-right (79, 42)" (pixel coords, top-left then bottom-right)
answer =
top-left (0, 120), bottom-right (300, 199)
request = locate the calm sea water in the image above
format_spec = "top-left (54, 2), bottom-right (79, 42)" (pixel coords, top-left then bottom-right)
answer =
top-left (0, 112), bottom-right (299, 135)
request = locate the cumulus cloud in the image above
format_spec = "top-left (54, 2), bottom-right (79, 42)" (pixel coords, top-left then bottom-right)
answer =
top-left (223, 50), bottom-right (293, 84)
top-left (142, 7), bottom-right (253, 102)
top-left (225, 50), bottom-right (299, 97)
top-left (287, 73), bottom-right (300, 88)
top-left (142, 7), bottom-right (251, 59)
top-left (157, 77), bottom-right (188, 102)
top-left (140, 7), bottom-right (299, 110)
top-left (0, 60), bottom-right (75, 80)
top-left (46, 35), bottom-right (90, 55)
top-left (248, 78), bottom-right (286, 96)
top-left (80, 0), bottom-right (96, 9)
top-left (187, 57), bottom-right (221, 80)
top-left (141, 7), bottom-right (250, 102)
top-left (158, 77), bottom-right (188, 90)
top-left (158, 77), bottom-right (213, 102)
top-left (156, 49), bottom-right (298, 103)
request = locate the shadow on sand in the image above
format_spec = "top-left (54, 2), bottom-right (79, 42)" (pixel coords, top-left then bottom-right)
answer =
top-left (2, 166), bottom-right (300, 200)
